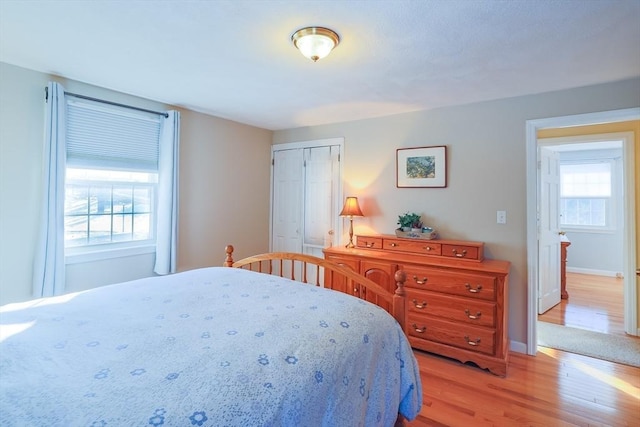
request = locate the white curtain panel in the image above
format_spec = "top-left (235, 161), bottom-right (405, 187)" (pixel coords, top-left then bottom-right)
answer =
top-left (32, 82), bottom-right (66, 298)
top-left (154, 111), bottom-right (180, 275)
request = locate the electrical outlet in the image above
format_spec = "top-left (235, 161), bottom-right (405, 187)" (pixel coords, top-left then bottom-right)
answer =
top-left (497, 210), bottom-right (507, 224)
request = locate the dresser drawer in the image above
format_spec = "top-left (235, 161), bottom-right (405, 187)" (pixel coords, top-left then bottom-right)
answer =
top-left (407, 289), bottom-right (496, 327)
top-left (383, 238), bottom-right (442, 256)
top-left (356, 236), bottom-right (383, 250)
top-left (356, 235), bottom-right (484, 261)
top-left (402, 266), bottom-right (497, 301)
top-left (441, 243), bottom-right (481, 261)
top-left (407, 314), bottom-right (496, 355)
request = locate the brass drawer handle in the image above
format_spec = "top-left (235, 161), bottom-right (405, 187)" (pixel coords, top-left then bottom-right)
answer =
top-left (464, 335), bottom-right (481, 346)
top-left (423, 246), bottom-right (433, 251)
top-left (464, 309), bottom-right (482, 320)
top-left (452, 249), bottom-right (467, 258)
top-left (390, 243), bottom-right (399, 247)
top-left (365, 242), bottom-right (374, 248)
top-left (412, 299), bottom-right (427, 309)
top-left (412, 324), bottom-right (427, 333)
top-left (465, 283), bottom-right (482, 293)
top-left (413, 276), bottom-right (428, 285)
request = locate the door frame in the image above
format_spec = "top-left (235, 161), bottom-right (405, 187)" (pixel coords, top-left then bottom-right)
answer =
top-left (525, 107), bottom-right (640, 356)
top-left (270, 137), bottom-right (345, 252)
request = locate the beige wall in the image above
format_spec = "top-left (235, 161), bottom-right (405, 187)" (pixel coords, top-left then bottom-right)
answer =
top-left (0, 62), bottom-right (272, 304)
top-left (273, 77), bottom-right (640, 347)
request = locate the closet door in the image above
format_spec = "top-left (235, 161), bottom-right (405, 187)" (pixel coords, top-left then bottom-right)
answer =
top-left (303, 146), bottom-right (340, 258)
top-left (271, 149), bottom-right (304, 253)
top-left (271, 139), bottom-right (343, 272)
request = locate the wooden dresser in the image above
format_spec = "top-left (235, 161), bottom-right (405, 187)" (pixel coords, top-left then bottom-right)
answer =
top-left (324, 234), bottom-right (511, 376)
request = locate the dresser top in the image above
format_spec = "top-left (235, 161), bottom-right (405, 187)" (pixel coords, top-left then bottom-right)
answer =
top-left (323, 245), bottom-right (511, 275)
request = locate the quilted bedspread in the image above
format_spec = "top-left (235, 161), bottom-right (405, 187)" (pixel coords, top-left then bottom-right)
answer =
top-left (0, 267), bottom-right (421, 426)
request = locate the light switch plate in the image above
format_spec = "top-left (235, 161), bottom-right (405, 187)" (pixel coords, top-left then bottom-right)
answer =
top-left (497, 210), bottom-right (507, 224)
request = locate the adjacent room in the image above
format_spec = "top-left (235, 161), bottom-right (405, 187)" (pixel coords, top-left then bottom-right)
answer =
top-left (1, 1), bottom-right (639, 425)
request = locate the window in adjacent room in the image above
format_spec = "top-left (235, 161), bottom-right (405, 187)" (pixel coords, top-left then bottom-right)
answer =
top-left (559, 160), bottom-right (613, 230)
top-left (64, 98), bottom-right (162, 254)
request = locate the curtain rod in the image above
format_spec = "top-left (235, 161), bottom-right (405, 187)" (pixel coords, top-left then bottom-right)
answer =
top-left (45, 86), bottom-right (169, 118)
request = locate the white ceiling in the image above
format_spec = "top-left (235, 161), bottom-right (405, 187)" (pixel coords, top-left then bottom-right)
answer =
top-left (1, 0), bottom-right (639, 131)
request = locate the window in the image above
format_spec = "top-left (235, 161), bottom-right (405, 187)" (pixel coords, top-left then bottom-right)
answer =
top-left (64, 98), bottom-right (162, 253)
top-left (560, 161), bottom-right (612, 229)
top-left (65, 169), bottom-right (156, 247)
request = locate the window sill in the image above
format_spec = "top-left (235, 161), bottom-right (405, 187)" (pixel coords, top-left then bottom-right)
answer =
top-left (561, 227), bottom-right (615, 235)
top-left (65, 244), bottom-right (156, 265)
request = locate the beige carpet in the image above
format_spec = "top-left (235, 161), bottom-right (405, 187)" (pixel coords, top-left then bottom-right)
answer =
top-left (537, 321), bottom-right (640, 367)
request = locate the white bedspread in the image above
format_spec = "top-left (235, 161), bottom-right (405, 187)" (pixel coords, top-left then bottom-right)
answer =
top-left (0, 267), bottom-right (421, 426)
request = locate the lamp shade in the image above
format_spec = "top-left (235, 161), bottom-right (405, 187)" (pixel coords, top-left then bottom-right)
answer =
top-left (339, 197), bottom-right (364, 217)
top-left (291, 27), bottom-right (340, 62)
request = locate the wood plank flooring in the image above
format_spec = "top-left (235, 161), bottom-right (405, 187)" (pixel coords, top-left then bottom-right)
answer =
top-left (406, 273), bottom-right (640, 426)
top-left (538, 272), bottom-right (626, 336)
top-left (406, 348), bottom-right (640, 426)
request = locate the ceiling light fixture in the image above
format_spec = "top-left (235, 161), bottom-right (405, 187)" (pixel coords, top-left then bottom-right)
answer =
top-left (291, 27), bottom-right (340, 62)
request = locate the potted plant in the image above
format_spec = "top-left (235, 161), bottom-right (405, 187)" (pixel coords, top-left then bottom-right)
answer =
top-left (397, 212), bottom-right (422, 231)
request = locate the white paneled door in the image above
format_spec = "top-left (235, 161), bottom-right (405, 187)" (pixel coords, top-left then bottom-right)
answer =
top-left (271, 149), bottom-right (304, 254)
top-left (538, 147), bottom-right (562, 314)
top-left (303, 145), bottom-right (340, 258)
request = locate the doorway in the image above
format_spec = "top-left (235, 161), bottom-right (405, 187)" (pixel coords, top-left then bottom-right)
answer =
top-left (525, 108), bottom-right (640, 356)
top-left (536, 137), bottom-right (626, 353)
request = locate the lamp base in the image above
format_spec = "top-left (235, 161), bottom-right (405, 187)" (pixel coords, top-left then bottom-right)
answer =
top-left (345, 218), bottom-right (356, 249)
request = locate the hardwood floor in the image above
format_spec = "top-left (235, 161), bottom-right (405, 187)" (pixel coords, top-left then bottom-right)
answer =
top-left (538, 272), bottom-right (626, 336)
top-left (406, 349), bottom-right (640, 426)
top-left (405, 273), bottom-right (639, 426)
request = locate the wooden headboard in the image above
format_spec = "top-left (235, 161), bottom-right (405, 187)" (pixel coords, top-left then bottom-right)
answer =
top-left (224, 245), bottom-right (407, 331)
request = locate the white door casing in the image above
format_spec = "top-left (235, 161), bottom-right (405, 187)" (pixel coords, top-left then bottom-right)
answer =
top-left (538, 147), bottom-right (561, 314)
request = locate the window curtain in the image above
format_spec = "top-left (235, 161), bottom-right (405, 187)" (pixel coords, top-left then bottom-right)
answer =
top-left (154, 111), bottom-right (180, 275)
top-left (32, 82), bottom-right (66, 298)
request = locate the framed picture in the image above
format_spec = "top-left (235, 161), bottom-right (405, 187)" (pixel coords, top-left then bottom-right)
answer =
top-left (396, 145), bottom-right (447, 188)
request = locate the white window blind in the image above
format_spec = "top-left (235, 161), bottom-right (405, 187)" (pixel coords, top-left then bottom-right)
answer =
top-left (560, 162), bottom-right (611, 197)
top-left (66, 99), bottom-right (162, 172)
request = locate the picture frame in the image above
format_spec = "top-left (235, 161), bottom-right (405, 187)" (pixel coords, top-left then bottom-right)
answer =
top-left (396, 145), bottom-right (447, 188)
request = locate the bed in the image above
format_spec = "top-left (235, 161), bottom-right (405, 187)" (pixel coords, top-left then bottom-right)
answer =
top-left (0, 247), bottom-right (421, 426)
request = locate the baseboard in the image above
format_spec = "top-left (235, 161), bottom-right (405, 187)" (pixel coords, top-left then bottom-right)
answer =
top-left (566, 267), bottom-right (622, 278)
top-left (510, 340), bottom-right (527, 354)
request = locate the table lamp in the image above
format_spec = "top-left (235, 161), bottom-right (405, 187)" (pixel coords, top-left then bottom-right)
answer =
top-left (339, 197), bottom-right (364, 248)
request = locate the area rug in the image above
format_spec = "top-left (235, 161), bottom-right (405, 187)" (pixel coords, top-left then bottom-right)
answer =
top-left (537, 321), bottom-right (640, 368)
